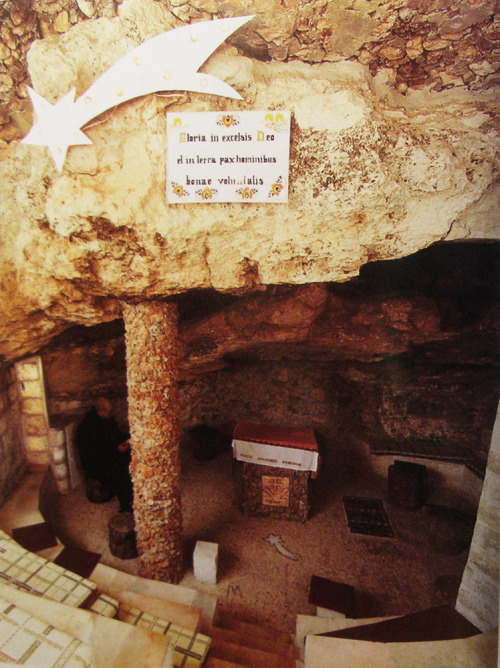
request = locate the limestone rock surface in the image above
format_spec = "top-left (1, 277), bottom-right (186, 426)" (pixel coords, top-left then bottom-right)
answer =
top-left (0, 0), bottom-right (498, 363)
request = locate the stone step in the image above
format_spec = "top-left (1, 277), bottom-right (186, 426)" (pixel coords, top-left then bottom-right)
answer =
top-left (215, 611), bottom-right (292, 646)
top-left (207, 637), bottom-right (296, 668)
top-left (295, 613), bottom-right (394, 649)
top-left (89, 562), bottom-right (202, 630)
top-left (204, 656), bottom-right (251, 668)
top-left (304, 629), bottom-right (498, 668)
top-left (207, 624), bottom-right (299, 661)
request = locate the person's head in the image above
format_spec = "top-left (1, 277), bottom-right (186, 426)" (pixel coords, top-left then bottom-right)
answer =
top-left (95, 397), bottom-right (113, 419)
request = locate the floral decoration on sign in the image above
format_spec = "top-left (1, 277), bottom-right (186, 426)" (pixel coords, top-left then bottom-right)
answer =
top-left (237, 186), bottom-right (258, 200)
top-left (264, 112), bottom-right (288, 131)
top-left (218, 113), bottom-right (239, 127)
top-left (171, 182), bottom-right (189, 197)
top-left (197, 187), bottom-right (217, 200)
top-left (269, 177), bottom-right (284, 197)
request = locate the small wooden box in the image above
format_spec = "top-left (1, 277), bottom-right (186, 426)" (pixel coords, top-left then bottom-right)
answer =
top-left (232, 421), bottom-right (319, 522)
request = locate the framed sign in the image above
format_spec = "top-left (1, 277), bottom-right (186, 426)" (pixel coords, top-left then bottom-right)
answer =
top-left (166, 110), bottom-right (290, 203)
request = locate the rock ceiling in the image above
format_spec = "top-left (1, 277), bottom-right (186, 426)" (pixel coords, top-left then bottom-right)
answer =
top-left (41, 241), bottom-right (500, 380)
top-left (0, 0), bottom-right (499, 366)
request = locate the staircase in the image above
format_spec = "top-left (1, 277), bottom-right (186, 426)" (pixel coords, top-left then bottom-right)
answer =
top-left (204, 611), bottom-right (300, 668)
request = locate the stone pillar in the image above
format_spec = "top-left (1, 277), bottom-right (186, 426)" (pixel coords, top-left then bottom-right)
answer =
top-left (48, 427), bottom-right (70, 495)
top-left (122, 301), bottom-right (183, 583)
top-left (456, 400), bottom-right (500, 632)
top-left (15, 356), bottom-right (50, 466)
top-left (0, 366), bottom-right (25, 505)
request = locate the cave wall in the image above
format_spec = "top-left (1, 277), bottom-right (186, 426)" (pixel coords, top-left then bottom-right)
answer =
top-left (0, 366), bottom-right (25, 505)
top-left (1, 0), bottom-right (499, 146)
top-left (40, 245), bottom-right (500, 479)
top-left (42, 337), bottom-right (500, 493)
top-left (42, 320), bottom-right (128, 427)
top-left (0, 0), bottom-right (499, 365)
top-left (181, 360), bottom-right (500, 473)
top-left (180, 361), bottom-right (342, 438)
top-left (42, 334), bottom-right (344, 443)
top-left (340, 361), bottom-right (500, 471)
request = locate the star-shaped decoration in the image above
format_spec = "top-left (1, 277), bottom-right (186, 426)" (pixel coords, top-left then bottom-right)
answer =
top-left (23, 87), bottom-right (93, 171)
top-left (21, 16), bottom-right (254, 171)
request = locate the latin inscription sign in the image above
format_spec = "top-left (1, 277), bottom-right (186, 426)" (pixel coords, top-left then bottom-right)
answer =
top-left (166, 110), bottom-right (290, 203)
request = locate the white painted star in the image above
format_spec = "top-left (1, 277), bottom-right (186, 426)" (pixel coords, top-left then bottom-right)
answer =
top-left (22, 16), bottom-right (254, 172)
top-left (23, 87), bottom-right (92, 171)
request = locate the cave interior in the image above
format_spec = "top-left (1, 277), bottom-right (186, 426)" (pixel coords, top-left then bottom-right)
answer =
top-left (41, 239), bottom-right (500, 483)
top-left (2, 237), bottom-right (498, 645)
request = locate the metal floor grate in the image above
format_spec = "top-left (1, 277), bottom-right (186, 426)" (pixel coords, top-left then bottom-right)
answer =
top-left (342, 496), bottom-right (394, 538)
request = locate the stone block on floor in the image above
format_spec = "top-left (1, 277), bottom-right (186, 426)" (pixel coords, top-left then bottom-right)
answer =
top-left (308, 575), bottom-right (355, 619)
top-left (12, 522), bottom-right (58, 553)
top-left (193, 540), bottom-right (218, 584)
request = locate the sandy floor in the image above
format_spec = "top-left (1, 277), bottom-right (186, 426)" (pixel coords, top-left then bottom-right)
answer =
top-left (39, 444), bottom-right (471, 636)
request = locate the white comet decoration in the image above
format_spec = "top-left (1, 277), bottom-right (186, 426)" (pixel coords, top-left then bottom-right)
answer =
top-left (265, 534), bottom-right (300, 560)
top-left (22, 15), bottom-right (253, 171)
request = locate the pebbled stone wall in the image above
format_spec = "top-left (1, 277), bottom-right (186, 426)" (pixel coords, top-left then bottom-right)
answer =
top-left (123, 300), bottom-right (183, 583)
top-left (0, 366), bottom-right (25, 506)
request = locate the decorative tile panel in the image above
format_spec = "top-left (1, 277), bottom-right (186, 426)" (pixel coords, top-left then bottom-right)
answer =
top-left (87, 593), bottom-right (119, 618)
top-left (117, 603), bottom-right (211, 667)
top-left (0, 596), bottom-right (93, 666)
top-left (0, 530), bottom-right (96, 609)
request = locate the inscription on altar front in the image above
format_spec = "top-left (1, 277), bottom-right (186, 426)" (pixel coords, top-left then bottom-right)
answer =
top-left (166, 111), bottom-right (290, 203)
top-left (262, 476), bottom-right (290, 507)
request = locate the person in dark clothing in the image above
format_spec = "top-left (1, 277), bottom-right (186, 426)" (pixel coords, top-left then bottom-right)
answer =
top-left (76, 397), bottom-right (133, 512)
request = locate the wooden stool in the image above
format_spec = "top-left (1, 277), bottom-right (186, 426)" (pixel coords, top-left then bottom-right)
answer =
top-left (108, 512), bottom-right (138, 559)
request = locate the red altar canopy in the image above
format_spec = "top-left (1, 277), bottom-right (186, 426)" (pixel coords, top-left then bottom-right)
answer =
top-left (232, 421), bottom-right (320, 477)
